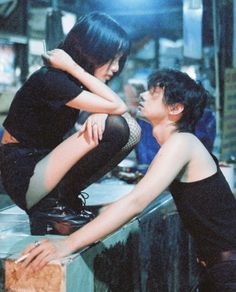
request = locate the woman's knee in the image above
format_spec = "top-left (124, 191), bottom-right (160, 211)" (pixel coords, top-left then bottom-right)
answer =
top-left (102, 115), bottom-right (130, 147)
top-left (122, 114), bottom-right (141, 151)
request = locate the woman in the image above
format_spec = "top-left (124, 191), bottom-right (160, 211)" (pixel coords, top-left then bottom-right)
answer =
top-left (0, 12), bottom-right (140, 235)
top-left (21, 69), bottom-right (236, 291)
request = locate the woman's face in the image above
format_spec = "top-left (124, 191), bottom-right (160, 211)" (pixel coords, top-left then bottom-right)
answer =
top-left (94, 56), bottom-right (121, 82)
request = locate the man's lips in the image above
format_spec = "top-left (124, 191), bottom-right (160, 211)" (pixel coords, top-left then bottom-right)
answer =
top-left (138, 96), bottom-right (145, 107)
top-left (138, 102), bottom-right (144, 108)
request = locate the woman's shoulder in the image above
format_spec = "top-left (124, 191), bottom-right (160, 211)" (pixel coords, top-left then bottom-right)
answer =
top-left (38, 66), bottom-right (66, 77)
top-left (36, 66), bottom-right (82, 87)
top-left (26, 66), bottom-right (63, 83)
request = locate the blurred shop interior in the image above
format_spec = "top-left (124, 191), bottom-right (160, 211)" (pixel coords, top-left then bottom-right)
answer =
top-left (0, 0), bottom-right (235, 190)
top-left (0, 2), bottom-right (236, 291)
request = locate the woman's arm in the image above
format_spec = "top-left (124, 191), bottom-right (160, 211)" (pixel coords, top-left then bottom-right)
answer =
top-left (20, 134), bottom-right (192, 271)
top-left (43, 49), bottom-right (127, 115)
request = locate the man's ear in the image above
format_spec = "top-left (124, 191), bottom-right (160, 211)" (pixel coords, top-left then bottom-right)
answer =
top-left (168, 103), bottom-right (184, 115)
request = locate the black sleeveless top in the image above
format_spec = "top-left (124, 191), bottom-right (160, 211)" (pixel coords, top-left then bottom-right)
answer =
top-left (169, 155), bottom-right (236, 259)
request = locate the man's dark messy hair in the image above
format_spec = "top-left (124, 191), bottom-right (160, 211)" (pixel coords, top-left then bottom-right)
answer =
top-left (148, 68), bottom-right (209, 133)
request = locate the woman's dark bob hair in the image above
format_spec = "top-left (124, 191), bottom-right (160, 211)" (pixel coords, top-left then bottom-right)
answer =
top-left (60, 11), bottom-right (130, 75)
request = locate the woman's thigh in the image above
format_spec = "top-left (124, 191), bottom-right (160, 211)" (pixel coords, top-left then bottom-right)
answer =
top-left (0, 144), bottom-right (49, 209)
top-left (1, 115), bottom-right (131, 210)
top-left (25, 129), bottom-right (98, 209)
top-left (55, 115), bottom-right (131, 200)
top-left (26, 115), bottom-right (130, 208)
top-left (1, 128), bottom-right (96, 210)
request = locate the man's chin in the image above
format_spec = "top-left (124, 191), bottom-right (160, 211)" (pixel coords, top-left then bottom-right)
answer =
top-left (136, 110), bottom-right (149, 122)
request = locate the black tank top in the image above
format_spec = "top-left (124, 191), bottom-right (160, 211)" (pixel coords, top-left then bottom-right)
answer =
top-left (169, 155), bottom-right (236, 259)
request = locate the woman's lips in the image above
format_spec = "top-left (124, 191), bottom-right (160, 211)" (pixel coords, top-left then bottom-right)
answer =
top-left (106, 74), bottom-right (113, 79)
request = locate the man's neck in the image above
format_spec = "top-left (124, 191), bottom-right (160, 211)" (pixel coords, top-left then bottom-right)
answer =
top-left (152, 123), bottom-right (177, 145)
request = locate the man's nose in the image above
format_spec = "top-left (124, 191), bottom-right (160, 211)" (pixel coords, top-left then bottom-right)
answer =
top-left (140, 91), bottom-right (148, 101)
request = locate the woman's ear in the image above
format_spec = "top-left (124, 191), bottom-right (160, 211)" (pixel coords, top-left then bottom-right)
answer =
top-left (168, 103), bottom-right (184, 116)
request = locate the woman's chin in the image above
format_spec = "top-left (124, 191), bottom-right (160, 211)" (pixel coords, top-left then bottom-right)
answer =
top-left (96, 76), bottom-right (106, 83)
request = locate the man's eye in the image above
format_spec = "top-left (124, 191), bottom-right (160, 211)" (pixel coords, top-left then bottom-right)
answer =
top-left (150, 88), bottom-right (155, 95)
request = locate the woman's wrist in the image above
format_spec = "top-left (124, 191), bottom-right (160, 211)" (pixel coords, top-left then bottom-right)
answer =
top-left (67, 62), bottom-right (85, 76)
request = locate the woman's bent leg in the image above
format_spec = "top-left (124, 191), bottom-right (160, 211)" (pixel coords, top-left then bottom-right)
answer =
top-left (25, 130), bottom-right (98, 209)
top-left (75, 112), bottom-right (141, 188)
top-left (58, 116), bottom-right (131, 206)
top-left (24, 130), bottom-right (98, 235)
top-left (26, 115), bottom-right (132, 235)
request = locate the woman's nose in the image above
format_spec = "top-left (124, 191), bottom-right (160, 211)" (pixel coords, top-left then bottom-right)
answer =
top-left (111, 60), bottom-right (119, 72)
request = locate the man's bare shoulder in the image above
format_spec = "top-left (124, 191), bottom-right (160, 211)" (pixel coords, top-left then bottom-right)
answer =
top-left (165, 132), bottom-right (198, 147)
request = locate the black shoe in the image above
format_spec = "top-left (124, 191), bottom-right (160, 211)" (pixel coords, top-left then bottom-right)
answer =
top-left (28, 195), bottom-right (95, 235)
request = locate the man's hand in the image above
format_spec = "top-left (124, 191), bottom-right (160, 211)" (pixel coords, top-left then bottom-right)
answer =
top-left (19, 238), bottom-right (72, 273)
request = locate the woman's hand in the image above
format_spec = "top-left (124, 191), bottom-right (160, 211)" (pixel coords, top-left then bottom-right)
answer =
top-left (19, 238), bottom-right (72, 273)
top-left (42, 49), bottom-right (80, 73)
top-left (80, 113), bottom-right (108, 144)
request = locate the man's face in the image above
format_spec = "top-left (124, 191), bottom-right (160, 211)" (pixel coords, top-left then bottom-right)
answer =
top-left (94, 56), bottom-right (121, 82)
top-left (137, 86), bottom-right (168, 123)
